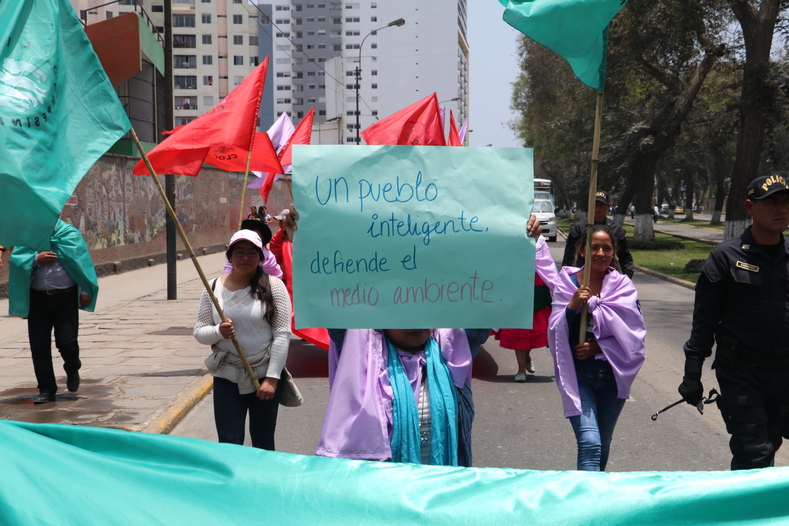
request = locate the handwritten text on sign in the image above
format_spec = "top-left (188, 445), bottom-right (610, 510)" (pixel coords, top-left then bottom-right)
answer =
top-left (291, 145), bottom-right (535, 329)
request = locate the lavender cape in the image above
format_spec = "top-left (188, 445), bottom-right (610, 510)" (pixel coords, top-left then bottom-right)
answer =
top-left (534, 235), bottom-right (560, 290)
top-left (548, 267), bottom-right (646, 418)
top-left (316, 329), bottom-right (472, 461)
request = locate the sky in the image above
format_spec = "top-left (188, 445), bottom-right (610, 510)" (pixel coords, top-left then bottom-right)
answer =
top-left (466, 1), bottom-right (522, 148)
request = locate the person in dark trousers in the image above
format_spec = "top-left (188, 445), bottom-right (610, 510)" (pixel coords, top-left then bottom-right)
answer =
top-left (561, 190), bottom-right (635, 279)
top-left (679, 175), bottom-right (789, 470)
top-left (8, 220), bottom-right (99, 404)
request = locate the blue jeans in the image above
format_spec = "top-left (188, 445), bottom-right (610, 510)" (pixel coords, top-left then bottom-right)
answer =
top-left (569, 360), bottom-right (626, 471)
top-left (213, 376), bottom-right (283, 450)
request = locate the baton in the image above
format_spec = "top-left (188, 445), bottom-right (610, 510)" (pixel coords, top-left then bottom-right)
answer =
top-left (651, 389), bottom-right (720, 421)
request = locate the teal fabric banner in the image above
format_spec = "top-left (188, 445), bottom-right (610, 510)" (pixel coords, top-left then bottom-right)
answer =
top-left (499, 0), bottom-right (629, 91)
top-left (3, 420), bottom-right (789, 525)
top-left (0, 0), bottom-right (131, 251)
top-left (290, 145), bottom-right (536, 329)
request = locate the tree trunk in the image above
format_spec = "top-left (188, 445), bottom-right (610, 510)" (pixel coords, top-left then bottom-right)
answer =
top-left (725, 0), bottom-right (782, 238)
top-left (711, 146), bottom-right (726, 225)
top-left (634, 213), bottom-right (655, 242)
top-left (684, 173), bottom-right (695, 221)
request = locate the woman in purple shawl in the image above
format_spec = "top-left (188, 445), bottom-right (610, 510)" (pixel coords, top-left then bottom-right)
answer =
top-left (548, 224), bottom-right (646, 471)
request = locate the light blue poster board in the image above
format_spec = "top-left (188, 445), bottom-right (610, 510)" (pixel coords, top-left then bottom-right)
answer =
top-left (291, 145), bottom-right (535, 329)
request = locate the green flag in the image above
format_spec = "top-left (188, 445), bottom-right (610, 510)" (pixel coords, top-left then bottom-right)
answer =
top-left (499, 0), bottom-right (628, 91)
top-left (4, 420), bottom-right (789, 524)
top-left (0, 0), bottom-right (131, 250)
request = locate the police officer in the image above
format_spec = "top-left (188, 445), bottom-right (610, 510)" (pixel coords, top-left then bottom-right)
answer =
top-left (679, 175), bottom-right (789, 470)
top-left (561, 190), bottom-right (634, 279)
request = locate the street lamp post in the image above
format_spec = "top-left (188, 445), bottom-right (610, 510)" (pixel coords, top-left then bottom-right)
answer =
top-left (355, 17), bottom-right (405, 144)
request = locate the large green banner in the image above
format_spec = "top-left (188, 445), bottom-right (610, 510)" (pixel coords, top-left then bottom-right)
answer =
top-left (4, 420), bottom-right (789, 525)
top-left (291, 145), bottom-right (536, 329)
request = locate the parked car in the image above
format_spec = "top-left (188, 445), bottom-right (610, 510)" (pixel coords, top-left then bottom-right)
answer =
top-left (674, 206), bottom-right (685, 214)
top-left (533, 199), bottom-right (557, 242)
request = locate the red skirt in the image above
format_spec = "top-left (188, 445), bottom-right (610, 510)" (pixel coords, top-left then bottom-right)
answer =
top-left (495, 304), bottom-right (551, 350)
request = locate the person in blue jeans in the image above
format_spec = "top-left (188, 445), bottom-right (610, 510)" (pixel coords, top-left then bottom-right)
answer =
top-left (548, 225), bottom-right (646, 470)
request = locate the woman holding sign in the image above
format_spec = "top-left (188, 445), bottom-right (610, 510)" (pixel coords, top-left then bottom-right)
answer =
top-left (548, 224), bottom-right (646, 471)
top-left (294, 209), bottom-right (543, 466)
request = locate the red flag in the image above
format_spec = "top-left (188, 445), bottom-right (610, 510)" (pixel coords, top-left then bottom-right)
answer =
top-left (447, 110), bottom-right (463, 147)
top-left (133, 57), bottom-right (276, 176)
top-left (259, 107), bottom-right (315, 201)
top-left (205, 132), bottom-right (282, 174)
top-left (361, 93), bottom-right (446, 146)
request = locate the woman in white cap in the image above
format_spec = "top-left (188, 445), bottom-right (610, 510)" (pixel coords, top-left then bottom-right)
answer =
top-left (193, 230), bottom-right (292, 450)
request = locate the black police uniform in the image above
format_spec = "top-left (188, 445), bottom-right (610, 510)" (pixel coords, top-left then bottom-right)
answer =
top-left (683, 225), bottom-right (789, 469)
top-left (561, 218), bottom-right (635, 279)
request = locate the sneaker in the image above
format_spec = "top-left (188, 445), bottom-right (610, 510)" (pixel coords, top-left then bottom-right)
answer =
top-left (514, 372), bottom-right (527, 383)
top-left (525, 361), bottom-right (536, 374)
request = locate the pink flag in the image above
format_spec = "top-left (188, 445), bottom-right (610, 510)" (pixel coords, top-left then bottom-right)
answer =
top-left (267, 112), bottom-right (296, 155)
top-left (459, 113), bottom-right (469, 144)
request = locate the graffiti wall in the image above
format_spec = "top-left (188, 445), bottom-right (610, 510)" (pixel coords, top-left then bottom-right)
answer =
top-left (0, 153), bottom-right (273, 296)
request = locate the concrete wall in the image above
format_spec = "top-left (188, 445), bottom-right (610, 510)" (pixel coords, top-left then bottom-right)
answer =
top-left (0, 153), bottom-right (283, 298)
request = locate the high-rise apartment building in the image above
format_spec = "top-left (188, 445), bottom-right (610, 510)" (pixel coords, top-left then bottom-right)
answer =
top-left (74, 0), bottom-right (469, 143)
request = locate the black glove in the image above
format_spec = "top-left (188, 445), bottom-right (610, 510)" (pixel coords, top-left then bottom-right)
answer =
top-left (678, 377), bottom-right (703, 405)
top-left (678, 356), bottom-right (704, 405)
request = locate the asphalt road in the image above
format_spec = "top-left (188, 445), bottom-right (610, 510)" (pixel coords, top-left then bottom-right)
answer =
top-left (171, 241), bottom-right (789, 471)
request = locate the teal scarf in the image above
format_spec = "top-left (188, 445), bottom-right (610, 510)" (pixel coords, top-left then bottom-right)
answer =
top-left (387, 336), bottom-right (458, 466)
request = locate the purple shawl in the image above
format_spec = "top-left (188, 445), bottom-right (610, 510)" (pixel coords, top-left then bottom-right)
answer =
top-left (548, 267), bottom-right (646, 418)
top-left (317, 329), bottom-right (472, 461)
top-left (535, 235), bottom-right (560, 290)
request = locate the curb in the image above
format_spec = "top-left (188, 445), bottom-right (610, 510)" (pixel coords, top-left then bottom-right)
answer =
top-left (143, 374), bottom-right (213, 435)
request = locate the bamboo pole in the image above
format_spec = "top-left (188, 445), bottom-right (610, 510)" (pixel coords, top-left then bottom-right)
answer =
top-left (579, 91), bottom-right (604, 343)
top-left (237, 150), bottom-right (254, 228)
top-left (130, 129), bottom-right (261, 391)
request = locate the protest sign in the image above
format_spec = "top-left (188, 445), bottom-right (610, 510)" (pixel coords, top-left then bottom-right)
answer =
top-left (291, 145), bottom-right (535, 329)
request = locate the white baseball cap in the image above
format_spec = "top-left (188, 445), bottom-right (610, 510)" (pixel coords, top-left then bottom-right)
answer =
top-left (228, 230), bottom-right (263, 250)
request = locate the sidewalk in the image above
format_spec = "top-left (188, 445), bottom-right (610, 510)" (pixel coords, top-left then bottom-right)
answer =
top-left (0, 252), bottom-right (228, 434)
top-left (622, 217), bottom-right (724, 245)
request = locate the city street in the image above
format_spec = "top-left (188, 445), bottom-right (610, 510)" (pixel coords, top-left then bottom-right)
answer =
top-left (172, 241), bottom-right (787, 472)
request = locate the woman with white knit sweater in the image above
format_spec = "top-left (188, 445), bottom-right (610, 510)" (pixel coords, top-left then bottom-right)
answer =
top-left (193, 230), bottom-right (292, 450)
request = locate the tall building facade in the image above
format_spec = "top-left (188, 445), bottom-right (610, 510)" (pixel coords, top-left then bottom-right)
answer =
top-left (75, 0), bottom-right (469, 143)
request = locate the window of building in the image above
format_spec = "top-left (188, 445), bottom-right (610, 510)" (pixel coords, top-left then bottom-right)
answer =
top-left (201, 13), bottom-right (211, 23)
top-left (173, 14), bottom-right (195, 27)
top-left (275, 32), bottom-right (289, 37)
top-left (249, 36), bottom-right (259, 45)
top-left (203, 75), bottom-right (213, 85)
top-left (174, 75), bottom-right (197, 89)
top-left (277, 85), bottom-right (291, 91)
top-left (276, 44), bottom-right (291, 51)
top-left (307, 71), bottom-right (316, 76)
top-left (345, 44), bottom-right (360, 50)
top-left (297, 111), bottom-right (304, 118)
top-left (233, 56), bottom-right (244, 65)
top-left (202, 55), bottom-right (212, 65)
top-left (332, 17), bottom-right (341, 24)
top-left (371, 83), bottom-right (377, 89)
top-left (318, 16), bottom-right (326, 22)
top-left (155, 26), bottom-right (165, 33)
top-left (371, 70), bottom-right (377, 76)
top-left (233, 0), bottom-right (242, 3)
top-left (331, 29), bottom-right (341, 36)
top-left (308, 84), bottom-right (316, 90)
top-left (250, 56), bottom-right (259, 66)
top-left (202, 34), bottom-right (212, 44)
top-left (233, 14), bottom-right (243, 24)
top-left (318, 29), bottom-right (326, 35)
top-left (203, 96), bottom-right (214, 106)
top-left (346, 71), bottom-right (354, 76)
top-left (371, 2), bottom-right (377, 8)
top-left (307, 16), bottom-right (315, 22)
top-left (318, 43), bottom-right (326, 49)
top-left (345, 30), bottom-right (360, 36)
top-left (371, 16), bottom-right (377, 22)
top-left (372, 110), bottom-right (378, 116)
top-left (276, 58), bottom-right (290, 64)
top-left (371, 96), bottom-right (378, 102)
top-left (345, 2), bottom-right (360, 8)
top-left (174, 55), bottom-right (197, 68)
top-left (306, 44), bottom-right (314, 50)
top-left (345, 17), bottom-right (360, 22)
top-left (307, 30), bottom-right (315, 36)
top-left (345, 83), bottom-right (355, 90)
top-left (177, 117), bottom-right (196, 126)
top-left (333, 44), bottom-right (342, 51)
top-left (275, 18), bottom-right (290, 24)
top-left (233, 35), bottom-right (243, 45)
top-left (175, 96), bottom-right (197, 110)
top-left (371, 43), bottom-right (377, 49)
top-left (294, 3), bottom-right (302, 10)
top-left (234, 75), bottom-right (244, 85)
top-left (307, 3), bottom-right (314, 7)
top-left (277, 98), bottom-right (292, 104)
top-left (318, 2), bottom-right (326, 7)
top-left (152, 5), bottom-right (164, 11)
top-left (173, 34), bottom-right (196, 48)
top-left (276, 71), bottom-right (292, 77)
top-left (276, 5), bottom-right (290, 10)
top-left (106, 11), bottom-right (113, 18)
top-left (200, 0), bottom-right (210, 3)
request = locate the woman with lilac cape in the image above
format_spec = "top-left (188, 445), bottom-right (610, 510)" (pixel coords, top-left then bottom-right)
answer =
top-left (548, 224), bottom-right (646, 471)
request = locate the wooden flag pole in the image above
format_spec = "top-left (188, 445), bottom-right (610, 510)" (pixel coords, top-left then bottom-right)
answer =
top-left (579, 91), bottom-right (604, 343)
top-left (130, 129), bottom-right (261, 390)
top-left (237, 150), bottom-right (254, 228)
